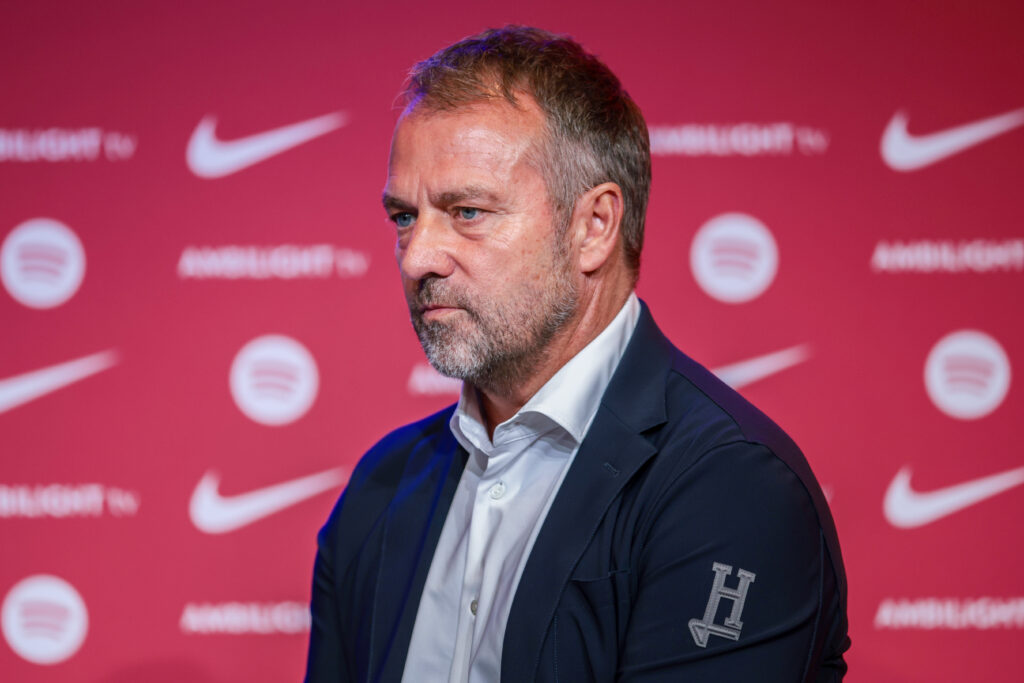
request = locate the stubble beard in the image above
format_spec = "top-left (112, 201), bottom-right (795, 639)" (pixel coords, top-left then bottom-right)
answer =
top-left (408, 249), bottom-right (579, 396)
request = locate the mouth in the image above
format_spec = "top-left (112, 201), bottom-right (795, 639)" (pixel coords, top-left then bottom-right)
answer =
top-left (420, 304), bottom-right (462, 320)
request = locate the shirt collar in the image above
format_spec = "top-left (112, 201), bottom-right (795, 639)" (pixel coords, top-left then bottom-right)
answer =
top-left (450, 292), bottom-right (640, 454)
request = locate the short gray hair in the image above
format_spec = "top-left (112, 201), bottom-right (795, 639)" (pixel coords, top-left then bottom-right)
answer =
top-left (402, 25), bottom-right (651, 279)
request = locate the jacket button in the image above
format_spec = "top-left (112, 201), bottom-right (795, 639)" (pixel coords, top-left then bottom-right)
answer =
top-left (470, 599), bottom-right (478, 615)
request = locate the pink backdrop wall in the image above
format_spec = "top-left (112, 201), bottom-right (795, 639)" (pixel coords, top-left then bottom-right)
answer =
top-left (2, 1), bottom-right (1022, 680)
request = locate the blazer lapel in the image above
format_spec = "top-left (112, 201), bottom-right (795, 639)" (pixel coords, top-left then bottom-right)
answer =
top-left (371, 424), bottom-right (467, 683)
top-left (502, 303), bottom-right (674, 681)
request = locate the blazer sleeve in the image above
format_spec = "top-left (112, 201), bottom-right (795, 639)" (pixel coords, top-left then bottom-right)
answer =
top-left (305, 499), bottom-right (349, 683)
top-left (617, 441), bottom-right (849, 682)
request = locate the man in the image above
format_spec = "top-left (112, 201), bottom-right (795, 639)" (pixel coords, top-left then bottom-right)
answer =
top-left (306, 26), bottom-right (849, 682)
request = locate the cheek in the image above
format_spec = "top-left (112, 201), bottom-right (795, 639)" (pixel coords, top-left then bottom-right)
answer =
top-left (493, 250), bottom-right (549, 289)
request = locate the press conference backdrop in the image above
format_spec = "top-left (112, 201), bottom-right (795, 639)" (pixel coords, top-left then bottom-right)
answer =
top-left (2, 1), bottom-right (1021, 681)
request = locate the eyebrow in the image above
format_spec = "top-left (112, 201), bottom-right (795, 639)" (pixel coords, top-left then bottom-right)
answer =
top-left (381, 185), bottom-right (503, 212)
top-left (432, 186), bottom-right (503, 208)
top-left (382, 193), bottom-right (414, 213)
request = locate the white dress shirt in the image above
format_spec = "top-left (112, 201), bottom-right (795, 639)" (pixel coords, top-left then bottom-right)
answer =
top-left (401, 293), bottom-right (640, 683)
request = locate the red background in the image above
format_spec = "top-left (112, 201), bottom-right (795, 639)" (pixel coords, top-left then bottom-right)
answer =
top-left (2, 1), bottom-right (1022, 680)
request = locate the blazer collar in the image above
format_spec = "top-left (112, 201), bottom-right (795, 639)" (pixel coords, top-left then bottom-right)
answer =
top-left (502, 301), bottom-right (673, 681)
top-left (371, 414), bottom-right (467, 683)
top-left (597, 299), bottom-right (673, 434)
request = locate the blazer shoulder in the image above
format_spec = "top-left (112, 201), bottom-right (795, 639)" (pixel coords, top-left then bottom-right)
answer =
top-left (320, 403), bottom-right (458, 542)
top-left (665, 346), bottom-right (801, 457)
top-left (658, 342), bottom-right (847, 600)
top-left (347, 403), bottom-right (458, 490)
top-left (612, 303), bottom-right (798, 460)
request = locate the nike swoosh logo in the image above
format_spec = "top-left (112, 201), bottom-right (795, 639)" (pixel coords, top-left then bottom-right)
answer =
top-left (881, 107), bottom-right (1024, 171)
top-left (712, 344), bottom-right (811, 389)
top-left (0, 350), bottom-right (119, 415)
top-left (186, 111), bottom-right (348, 178)
top-left (189, 467), bottom-right (347, 534)
top-left (884, 465), bottom-right (1024, 528)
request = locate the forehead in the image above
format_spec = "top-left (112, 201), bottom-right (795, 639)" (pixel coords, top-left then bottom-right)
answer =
top-left (387, 98), bottom-right (547, 191)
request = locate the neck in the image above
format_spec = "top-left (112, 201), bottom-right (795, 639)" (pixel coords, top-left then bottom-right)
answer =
top-left (474, 285), bottom-right (632, 438)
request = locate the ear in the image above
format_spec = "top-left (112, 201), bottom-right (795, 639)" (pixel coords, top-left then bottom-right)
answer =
top-left (570, 182), bottom-right (624, 274)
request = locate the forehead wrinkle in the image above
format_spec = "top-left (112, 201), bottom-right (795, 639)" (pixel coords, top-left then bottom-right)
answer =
top-left (387, 97), bottom-right (550, 215)
top-left (407, 98), bottom-right (539, 159)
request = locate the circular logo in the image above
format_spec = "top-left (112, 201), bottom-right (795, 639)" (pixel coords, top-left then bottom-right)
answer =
top-left (230, 335), bottom-right (319, 426)
top-left (925, 330), bottom-right (1011, 420)
top-left (690, 213), bottom-right (778, 303)
top-left (2, 575), bottom-right (88, 665)
top-left (1, 218), bottom-right (86, 309)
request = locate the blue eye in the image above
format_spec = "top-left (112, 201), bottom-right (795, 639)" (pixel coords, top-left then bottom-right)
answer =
top-left (393, 213), bottom-right (415, 228)
top-left (457, 207), bottom-right (480, 220)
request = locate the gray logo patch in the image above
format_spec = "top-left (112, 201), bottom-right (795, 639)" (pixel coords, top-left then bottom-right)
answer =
top-left (688, 561), bottom-right (756, 647)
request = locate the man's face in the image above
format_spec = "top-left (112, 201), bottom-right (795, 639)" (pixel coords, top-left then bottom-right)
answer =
top-left (383, 98), bottom-right (579, 391)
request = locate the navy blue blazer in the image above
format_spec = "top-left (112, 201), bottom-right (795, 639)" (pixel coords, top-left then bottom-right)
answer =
top-left (306, 304), bottom-right (849, 682)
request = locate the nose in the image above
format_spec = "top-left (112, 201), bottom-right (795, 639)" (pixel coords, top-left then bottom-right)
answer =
top-left (397, 212), bottom-right (456, 282)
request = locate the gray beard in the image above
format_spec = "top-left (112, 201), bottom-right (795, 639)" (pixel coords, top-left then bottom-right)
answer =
top-left (409, 270), bottom-right (578, 396)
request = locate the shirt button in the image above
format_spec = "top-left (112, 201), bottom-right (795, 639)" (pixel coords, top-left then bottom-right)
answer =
top-left (470, 599), bottom-right (478, 615)
top-left (488, 481), bottom-right (506, 500)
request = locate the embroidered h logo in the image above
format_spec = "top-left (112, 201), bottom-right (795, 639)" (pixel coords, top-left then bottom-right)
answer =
top-left (688, 561), bottom-right (756, 647)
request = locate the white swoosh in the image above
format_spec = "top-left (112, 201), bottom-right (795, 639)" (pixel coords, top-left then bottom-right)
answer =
top-left (881, 107), bottom-right (1024, 171)
top-left (186, 111), bottom-right (348, 178)
top-left (0, 350), bottom-right (119, 415)
top-left (712, 344), bottom-right (811, 389)
top-left (189, 467), bottom-right (347, 534)
top-left (884, 465), bottom-right (1024, 528)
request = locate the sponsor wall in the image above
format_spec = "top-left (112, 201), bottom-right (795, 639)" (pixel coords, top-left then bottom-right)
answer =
top-left (2, 1), bottom-right (1021, 681)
